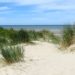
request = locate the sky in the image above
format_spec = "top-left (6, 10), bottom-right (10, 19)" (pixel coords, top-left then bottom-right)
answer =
top-left (0, 0), bottom-right (75, 25)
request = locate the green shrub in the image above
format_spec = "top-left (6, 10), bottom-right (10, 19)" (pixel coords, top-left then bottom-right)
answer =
top-left (50, 35), bottom-right (60, 44)
top-left (36, 30), bottom-right (52, 41)
top-left (1, 46), bottom-right (24, 63)
top-left (28, 30), bottom-right (39, 41)
top-left (0, 37), bottom-right (7, 44)
top-left (61, 25), bottom-right (74, 48)
top-left (9, 29), bottom-right (30, 44)
top-left (72, 25), bottom-right (75, 43)
top-left (18, 29), bottom-right (30, 43)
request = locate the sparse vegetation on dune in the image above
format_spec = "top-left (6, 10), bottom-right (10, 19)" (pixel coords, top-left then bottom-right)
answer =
top-left (0, 27), bottom-right (60, 63)
top-left (0, 25), bottom-right (75, 64)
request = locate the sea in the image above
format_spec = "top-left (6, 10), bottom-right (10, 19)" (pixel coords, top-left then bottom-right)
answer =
top-left (0, 25), bottom-right (64, 30)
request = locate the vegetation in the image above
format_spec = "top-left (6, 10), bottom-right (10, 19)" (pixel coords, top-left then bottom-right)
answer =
top-left (0, 27), bottom-right (60, 63)
top-left (72, 25), bottom-right (75, 44)
top-left (7, 29), bottom-right (30, 44)
top-left (0, 27), bottom-right (59, 44)
top-left (0, 25), bottom-right (75, 63)
top-left (0, 25), bottom-right (75, 64)
top-left (1, 46), bottom-right (24, 63)
top-left (27, 30), bottom-right (39, 41)
top-left (61, 25), bottom-right (74, 48)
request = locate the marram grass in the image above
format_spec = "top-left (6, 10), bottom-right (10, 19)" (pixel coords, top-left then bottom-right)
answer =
top-left (61, 26), bottom-right (74, 48)
top-left (1, 46), bottom-right (24, 63)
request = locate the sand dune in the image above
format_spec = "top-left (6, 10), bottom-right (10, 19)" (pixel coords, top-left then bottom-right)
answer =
top-left (0, 41), bottom-right (75, 75)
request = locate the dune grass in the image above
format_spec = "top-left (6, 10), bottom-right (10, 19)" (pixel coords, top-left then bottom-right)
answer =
top-left (1, 46), bottom-right (24, 63)
top-left (61, 25), bottom-right (74, 48)
top-left (72, 25), bottom-right (75, 44)
top-left (0, 27), bottom-right (60, 44)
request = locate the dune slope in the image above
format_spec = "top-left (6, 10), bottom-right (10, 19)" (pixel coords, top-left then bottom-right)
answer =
top-left (0, 41), bottom-right (75, 75)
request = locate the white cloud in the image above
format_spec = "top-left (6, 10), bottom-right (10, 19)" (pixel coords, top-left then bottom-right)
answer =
top-left (0, 0), bottom-right (55, 4)
top-left (0, 6), bottom-right (9, 11)
top-left (0, 0), bottom-right (75, 13)
top-left (38, 4), bottom-right (75, 11)
top-left (1, 0), bottom-right (75, 4)
top-left (0, 0), bottom-right (75, 9)
top-left (0, 6), bottom-right (12, 14)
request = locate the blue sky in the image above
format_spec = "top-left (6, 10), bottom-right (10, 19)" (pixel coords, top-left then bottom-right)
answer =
top-left (0, 0), bottom-right (75, 25)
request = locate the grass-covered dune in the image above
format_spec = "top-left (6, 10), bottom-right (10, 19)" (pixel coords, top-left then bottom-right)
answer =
top-left (0, 25), bottom-right (75, 48)
top-left (0, 27), bottom-right (60, 64)
top-left (0, 27), bottom-right (59, 45)
top-left (0, 25), bottom-right (75, 64)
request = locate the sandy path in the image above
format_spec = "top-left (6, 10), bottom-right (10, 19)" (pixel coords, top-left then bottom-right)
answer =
top-left (0, 41), bottom-right (75, 75)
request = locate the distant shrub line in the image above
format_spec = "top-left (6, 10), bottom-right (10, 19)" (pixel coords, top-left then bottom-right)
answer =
top-left (0, 27), bottom-right (59, 45)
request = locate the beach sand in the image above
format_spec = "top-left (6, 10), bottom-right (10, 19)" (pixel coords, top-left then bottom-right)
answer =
top-left (0, 41), bottom-right (75, 75)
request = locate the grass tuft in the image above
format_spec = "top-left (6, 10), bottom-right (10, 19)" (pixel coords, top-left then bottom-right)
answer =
top-left (61, 25), bottom-right (74, 48)
top-left (1, 46), bottom-right (24, 63)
